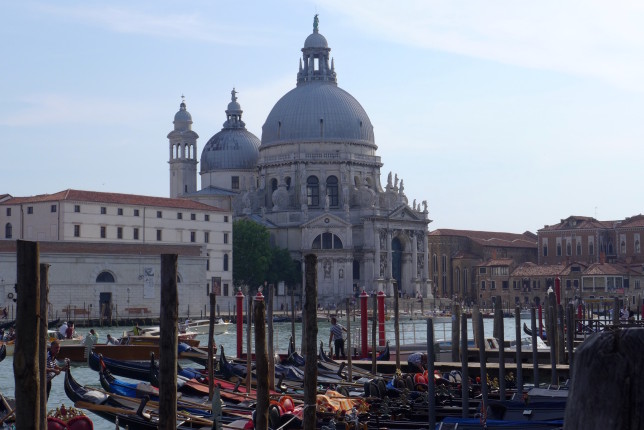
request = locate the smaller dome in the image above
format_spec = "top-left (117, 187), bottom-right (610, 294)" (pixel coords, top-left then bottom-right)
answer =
top-left (304, 31), bottom-right (328, 49)
top-left (200, 89), bottom-right (260, 171)
top-left (174, 101), bottom-right (192, 123)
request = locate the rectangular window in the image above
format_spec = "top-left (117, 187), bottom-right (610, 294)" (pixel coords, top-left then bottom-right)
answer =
top-left (117, 227), bottom-right (123, 239)
top-left (5, 208), bottom-right (11, 216)
top-left (100, 226), bottom-right (106, 238)
top-left (481, 281), bottom-right (486, 290)
top-left (101, 207), bottom-right (107, 214)
top-left (231, 176), bottom-right (240, 190)
top-left (190, 231), bottom-right (196, 242)
top-left (502, 281), bottom-right (509, 290)
top-left (51, 205), bottom-right (57, 213)
top-left (134, 209), bottom-right (140, 217)
top-left (635, 234), bottom-right (641, 253)
top-left (157, 211), bottom-right (162, 218)
top-left (178, 212), bottom-right (183, 220)
top-left (74, 205), bottom-right (80, 213)
top-left (479, 267), bottom-right (487, 274)
top-left (576, 240), bottom-right (582, 256)
top-left (224, 216), bottom-right (228, 222)
top-left (117, 208), bottom-right (123, 215)
top-left (27, 206), bottom-right (33, 214)
top-left (205, 214), bottom-right (210, 221)
top-left (156, 229), bottom-right (162, 241)
top-left (204, 232), bottom-right (209, 243)
top-left (542, 238), bottom-right (548, 257)
top-left (223, 233), bottom-right (229, 244)
top-left (191, 213), bottom-right (196, 221)
top-left (133, 228), bottom-right (139, 240)
top-left (74, 225), bottom-right (80, 237)
top-left (223, 283), bottom-right (229, 296)
top-left (491, 281), bottom-right (496, 290)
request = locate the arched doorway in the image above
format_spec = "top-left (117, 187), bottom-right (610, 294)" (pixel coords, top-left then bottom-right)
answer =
top-left (392, 237), bottom-right (402, 296)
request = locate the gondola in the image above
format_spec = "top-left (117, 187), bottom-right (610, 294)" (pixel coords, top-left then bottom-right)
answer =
top-left (436, 417), bottom-right (564, 429)
top-left (89, 351), bottom-right (157, 382)
top-left (523, 322), bottom-right (547, 340)
top-left (64, 361), bottom-right (211, 429)
top-left (0, 392), bottom-right (15, 425)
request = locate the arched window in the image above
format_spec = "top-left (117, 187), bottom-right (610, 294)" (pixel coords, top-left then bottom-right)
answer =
top-left (326, 176), bottom-right (338, 207)
top-left (306, 176), bottom-right (319, 207)
top-left (621, 240), bottom-right (626, 254)
top-left (312, 233), bottom-right (343, 249)
top-left (285, 176), bottom-right (291, 191)
top-left (5, 223), bottom-right (12, 239)
top-left (96, 271), bottom-right (115, 283)
top-left (636, 240), bottom-right (641, 254)
top-left (223, 254), bottom-right (229, 271)
top-left (271, 178), bottom-right (278, 193)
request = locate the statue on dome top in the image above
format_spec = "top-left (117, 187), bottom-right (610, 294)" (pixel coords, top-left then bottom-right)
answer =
top-left (313, 14), bottom-right (319, 32)
top-left (231, 88), bottom-right (238, 102)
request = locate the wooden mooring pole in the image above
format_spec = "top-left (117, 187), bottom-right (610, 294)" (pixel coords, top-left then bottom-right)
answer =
top-left (371, 293), bottom-right (377, 374)
top-left (254, 292), bottom-right (269, 430)
top-left (39, 263), bottom-right (49, 427)
top-left (564, 328), bottom-right (644, 429)
top-left (208, 292), bottom-right (216, 400)
top-left (427, 318), bottom-right (435, 430)
top-left (14, 240), bottom-right (41, 430)
top-left (514, 305), bottom-right (523, 393)
top-left (158, 254), bottom-right (178, 430)
top-left (460, 313), bottom-right (469, 418)
top-left (303, 254), bottom-right (318, 430)
top-left (267, 283), bottom-right (275, 390)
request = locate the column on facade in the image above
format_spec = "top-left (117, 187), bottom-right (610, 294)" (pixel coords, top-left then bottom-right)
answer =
top-left (387, 229), bottom-right (393, 295)
top-left (412, 233), bottom-right (418, 279)
top-left (374, 228), bottom-right (381, 279)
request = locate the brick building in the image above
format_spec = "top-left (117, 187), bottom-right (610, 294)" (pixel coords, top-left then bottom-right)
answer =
top-left (428, 229), bottom-right (538, 305)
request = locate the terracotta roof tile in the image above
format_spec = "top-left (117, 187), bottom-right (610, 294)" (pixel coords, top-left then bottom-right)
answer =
top-left (0, 189), bottom-right (226, 212)
top-left (617, 214), bottom-right (644, 228)
top-left (428, 229), bottom-right (537, 248)
top-left (539, 215), bottom-right (615, 232)
top-left (583, 262), bottom-right (628, 276)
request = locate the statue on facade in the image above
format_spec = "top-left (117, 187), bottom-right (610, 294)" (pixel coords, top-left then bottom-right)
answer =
top-left (422, 200), bottom-right (428, 212)
top-left (394, 174), bottom-right (399, 189)
top-left (324, 193), bottom-right (330, 211)
top-left (399, 180), bottom-right (404, 193)
top-left (413, 199), bottom-right (417, 210)
top-left (323, 259), bottom-right (331, 278)
top-left (387, 172), bottom-right (393, 188)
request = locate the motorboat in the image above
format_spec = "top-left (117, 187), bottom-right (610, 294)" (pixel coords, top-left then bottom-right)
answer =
top-left (178, 318), bottom-right (232, 335)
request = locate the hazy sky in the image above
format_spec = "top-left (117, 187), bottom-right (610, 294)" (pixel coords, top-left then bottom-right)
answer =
top-left (2, 1), bottom-right (643, 233)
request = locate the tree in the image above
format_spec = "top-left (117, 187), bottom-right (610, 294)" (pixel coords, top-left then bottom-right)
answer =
top-left (268, 247), bottom-right (300, 289)
top-left (232, 219), bottom-right (271, 292)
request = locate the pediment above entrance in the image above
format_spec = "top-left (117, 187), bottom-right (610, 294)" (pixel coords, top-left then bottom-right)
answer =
top-left (301, 212), bottom-right (350, 229)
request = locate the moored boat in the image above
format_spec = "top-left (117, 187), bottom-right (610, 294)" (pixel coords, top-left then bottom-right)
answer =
top-left (178, 318), bottom-right (232, 335)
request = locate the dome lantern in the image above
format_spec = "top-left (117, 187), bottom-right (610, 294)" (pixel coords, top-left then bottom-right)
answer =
top-left (297, 15), bottom-right (336, 86)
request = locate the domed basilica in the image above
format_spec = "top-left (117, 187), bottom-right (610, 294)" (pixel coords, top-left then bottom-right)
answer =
top-left (168, 17), bottom-right (432, 304)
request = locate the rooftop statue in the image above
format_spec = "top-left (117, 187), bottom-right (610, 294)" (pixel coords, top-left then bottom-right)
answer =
top-left (313, 14), bottom-right (319, 32)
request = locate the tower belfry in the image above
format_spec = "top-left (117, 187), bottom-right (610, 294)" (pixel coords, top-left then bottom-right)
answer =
top-left (168, 97), bottom-right (199, 198)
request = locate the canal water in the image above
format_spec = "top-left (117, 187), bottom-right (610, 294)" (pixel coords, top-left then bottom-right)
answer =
top-left (0, 317), bottom-right (519, 429)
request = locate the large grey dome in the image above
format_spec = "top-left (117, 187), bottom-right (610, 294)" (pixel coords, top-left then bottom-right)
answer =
top-left (261, 82), bottom-right (374, 146)
top-left (201, 89), bottom-right (260, 171)
top-left (261, 17), bottom-right (374, 147)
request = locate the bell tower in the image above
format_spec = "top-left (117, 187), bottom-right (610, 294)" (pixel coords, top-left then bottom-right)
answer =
top-left (168, 96), bottom-right (199, 198)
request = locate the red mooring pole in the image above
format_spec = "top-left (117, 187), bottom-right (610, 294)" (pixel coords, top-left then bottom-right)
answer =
top-left (360, 289), bottom-right (369, 358)
top-left (377, 291), bottom-right (386, 347)
top-left (236, 289), bottom-right (244, 358)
